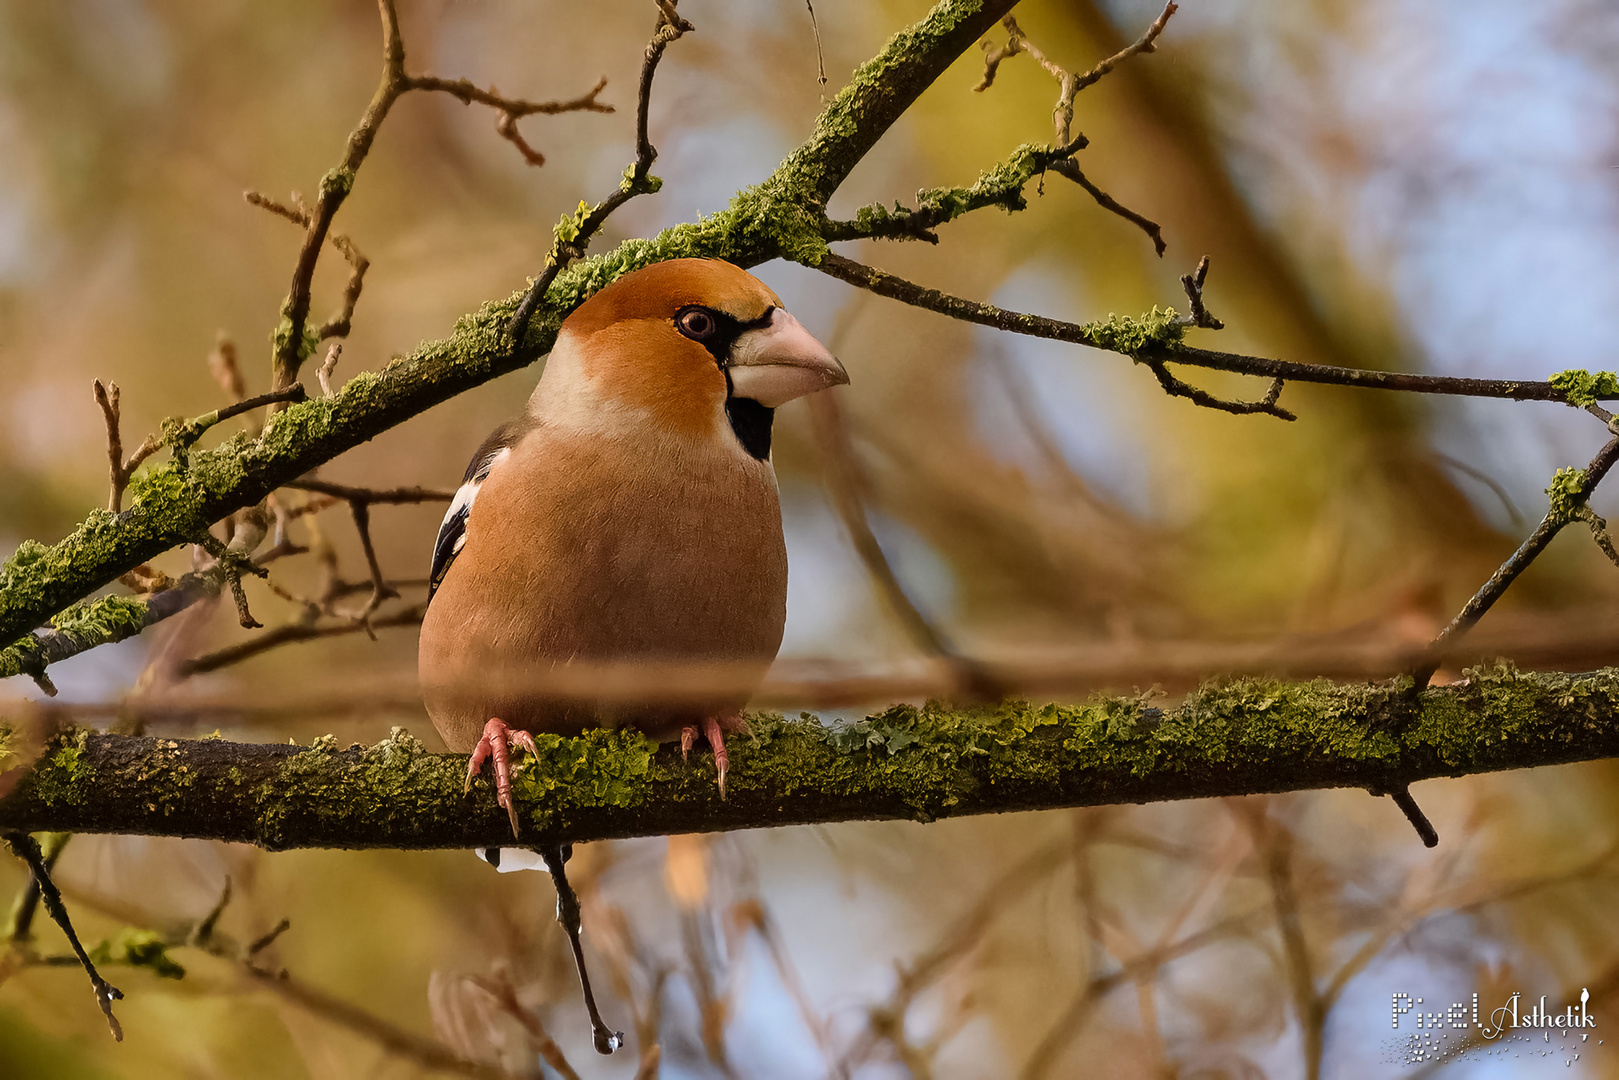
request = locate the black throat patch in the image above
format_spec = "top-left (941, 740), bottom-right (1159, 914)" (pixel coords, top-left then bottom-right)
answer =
top-left (680, 305), bottom-right (779, 462)
top-left (724, 390), bottom-right (774, 461)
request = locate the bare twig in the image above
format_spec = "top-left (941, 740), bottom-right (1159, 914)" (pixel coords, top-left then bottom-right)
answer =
top-left (282, 478), bottom-right (457, 504)
top-left (176, 600), bottom-right (428, 676)
top-left (165, 385), bottom-right (308, 459)
top-left (813, 254), bottom-right (1619, 406)
top-left (839, 841), bottom-right (1069, 1075)
top-left (1577, 505), bottom-right (1619, 568)
top-left (1433, 452), bottom-right (1526, 529)
top-left (4, 832), bottom-right (69, 943)
top-left (1255, 818), bottom-right (1325, 1080)
top-left (409, 73), bottom-right (611, 169)
top-left (973, 6), bottom-right (1177, 253)
top-left (195, 530), bottom-right (268, 631)
top-left (316, 342), bottom-right (342, 397)
top-left (1414, 436), bottom-right (1619, 690)
top-left (348, 501), bottom-right (399, 634)
top-left (245, 193), bottom-right (372, 344)
top-left (1048, 159), bottom-right (1167, 255)
top-left (91, 382), bottom-right (163, 513)
top-left (1388, 786), bottom-right (1439, 847)
top-left (1069, 2), bottom-right (1178, 96)
top-left (506, 0), bottom-right (694, 352)
top-left (207, 334), bottom-right (250, 409)
top-left (3, 832), bottom-right (124, 1040)
top-left (245, 918), bottom-right (292, 959)
top-left (539, 846), bottom-right (624, 1056)
top-left (1018, 913), bottom-right (1257, 1080)
top-left (269, 0), bottom-right (612, 389)
top-left (805, 2), bottom-right (828, 84)
top-left (318, 235), bottom-right (369, 341)
top-left (1179, 254), bottom-right (1223, 329)
top-left (1139, 354), bottom-right (1293, 420)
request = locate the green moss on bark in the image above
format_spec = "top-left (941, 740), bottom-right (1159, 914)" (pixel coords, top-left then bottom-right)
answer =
top-left (2, 666), bottom-right (1615, 850)
top-left (0, 0), bottom-right (1019, 653)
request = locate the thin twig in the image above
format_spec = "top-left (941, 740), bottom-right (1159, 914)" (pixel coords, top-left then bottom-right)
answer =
top-left (3, 832), bottom-right (124, 1040)
top-left (1256, 819), bottom-right (1325, 1080)
top-left (91, 381), bottom-right (163, 513)
top-left (1577, 505), bottom-right (1619, 568)
top-left (1070, 2), bottom-right (1178, 96)
top-left (318, 234), bottom-right (370, 341)
top-left (176, 601), bottom-right (428, 676)
top-left (1179, 254), bottom-right (1223, 329)
top-left (975, 17), bottom-right (1082, 141)
top-left (195, 531), bottom-right (268, 630)
top-left (348, 501), bottom-right (399, 635)
top-left (1433, 452), bottom-right (1526, 530)
top-left (245, 193), bottom-right (371, 343)
top-left (838, 841), bottom-right (1069, 1075)
top-left (506, 0), bottom-right (694, 354)
top-left (282, 478), bottom-right (457, 503)
top-left (1050, 159), bottom-right (1167, 255)
top-left (1139, 354), bottom-right (1293, 420)
top-left (1414, 436), bottom-right (1619, 690)
top-left (408, 73), bottom-right (611, 169)
top-left (270, 0), bottom-right (612, 388)
top-left (1018, 913), bottom-right (1257, 1080)
top-left (973, 5), bottom-right (1178, 250)
top-left (805, 2), bottom-right (828, 84)
top-left (168, 384), bottom-right (308, 453)
top-left (1389, 786), bottom-right (1439, 848)
top-left (813, 254), bottom-right (1619, 405)
top-left (4, 832), bottom-right (70, 943)
top-left (316, 342), bottom-right (342, 397)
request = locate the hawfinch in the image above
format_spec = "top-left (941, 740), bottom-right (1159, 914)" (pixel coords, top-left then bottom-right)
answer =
top-left (418, 258), bottom-right (849, 835)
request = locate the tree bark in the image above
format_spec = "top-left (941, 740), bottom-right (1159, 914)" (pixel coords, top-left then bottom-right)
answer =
top-left (0, 0), bottom-right (1018, 653)
top-left (3, 665), bottom-right (1613, 850)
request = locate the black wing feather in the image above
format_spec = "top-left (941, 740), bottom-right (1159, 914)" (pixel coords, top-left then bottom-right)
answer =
top-left (426, 420), bottom-right (526, 603)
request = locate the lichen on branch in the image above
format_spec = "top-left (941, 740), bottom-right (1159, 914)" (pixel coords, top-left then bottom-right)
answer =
top-left (0, 0), bottom-right (1021, 655)
top-left (3, 665), bottom-right (1616, 849)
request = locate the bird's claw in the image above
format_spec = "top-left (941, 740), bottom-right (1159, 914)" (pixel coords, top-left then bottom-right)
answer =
top-left (679, 713), bottom-right (741, 799)
top-left (466, 717), bottom-right (539, 838)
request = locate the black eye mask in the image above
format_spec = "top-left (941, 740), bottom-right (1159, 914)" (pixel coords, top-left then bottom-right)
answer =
top-left (674, 305), bottom-right (777, 461)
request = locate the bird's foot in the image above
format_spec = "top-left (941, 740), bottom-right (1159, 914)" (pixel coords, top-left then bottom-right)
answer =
top-left (678, 712), bottom-right (747, 798)
top-left (465, 717), bottom-right (539, 839)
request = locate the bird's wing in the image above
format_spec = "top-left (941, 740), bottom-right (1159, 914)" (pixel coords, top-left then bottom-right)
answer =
top-left (427, 420), bottom-right (526, 603)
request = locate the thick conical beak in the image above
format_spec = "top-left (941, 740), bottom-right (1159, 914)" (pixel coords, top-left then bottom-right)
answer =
top-left (727, 308), bottom-right (849, 407)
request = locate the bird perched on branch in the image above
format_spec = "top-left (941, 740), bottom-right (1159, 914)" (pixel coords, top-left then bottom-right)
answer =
top-left (419, 258), bottom-right (848, 830)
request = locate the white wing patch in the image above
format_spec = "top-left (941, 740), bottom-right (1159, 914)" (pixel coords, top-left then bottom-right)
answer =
top-left (427, 444), bottom-right (511, 602)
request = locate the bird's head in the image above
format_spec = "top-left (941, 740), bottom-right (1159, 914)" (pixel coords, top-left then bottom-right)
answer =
top-left (530, 259), bottom-right (848, 459)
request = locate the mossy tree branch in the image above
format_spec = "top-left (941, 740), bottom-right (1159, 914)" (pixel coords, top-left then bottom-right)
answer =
top-left (0, 0), bottom-right (1020, 654)
top-left (2, 666), bottom-right (1615, 850)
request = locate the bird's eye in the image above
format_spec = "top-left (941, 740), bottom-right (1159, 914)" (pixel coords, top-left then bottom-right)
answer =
top-left (677, 308), bottom-right (717, 340)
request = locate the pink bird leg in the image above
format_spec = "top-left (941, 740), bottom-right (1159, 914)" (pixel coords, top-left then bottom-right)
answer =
top-left (678, 712), bottom-right (746, 798)
top-left (465, 717), bottom-right (540, 838)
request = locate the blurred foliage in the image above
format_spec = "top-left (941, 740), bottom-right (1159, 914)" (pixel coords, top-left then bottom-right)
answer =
top-left (4, 0), bottom-right (1619, 1076)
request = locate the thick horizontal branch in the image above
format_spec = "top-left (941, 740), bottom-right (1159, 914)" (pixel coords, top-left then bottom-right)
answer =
top-left (0, 0), bottom-right (1019, 652)
top-left (2, 666), bottom-right (1615, 849)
